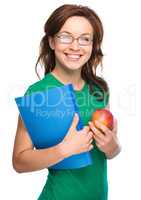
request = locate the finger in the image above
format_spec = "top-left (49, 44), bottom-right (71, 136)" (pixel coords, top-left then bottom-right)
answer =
top-left (84, 126), bottom-right (90, 133)
top-left (88, 131), bottom-right (93, 139)
top-left (95, 140), bottom-right (104, 150)
top-left (86, 137), bottom-right (93, 145)
top-left (88, 144), bottom-right (94, 151)
top-left (79, 126), bottom-right (90, 135)
top-left (88, 121), bottom-right (98, 132)
top-left (69, 113), bottom-right (79, 133)
top-left (95, 120), bottom-right (111, 136)
top-left (85, 132), bottom-right (93, 144)
top-left (88, 136), bottom-right (94, 144)
top-left (93, 131), bottom-right (105, 143)
top-left (89, 122), bottom-right (105, 140)
top-left (94, 136), bottom-right (105, 148)
top-left (89, 139), bottom-right (93, 144)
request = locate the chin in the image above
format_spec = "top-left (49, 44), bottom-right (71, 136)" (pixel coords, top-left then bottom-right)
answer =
top-left (64, 61), bottom-right (84, 70)
top-left (65, 65), bottom-right (83, 72)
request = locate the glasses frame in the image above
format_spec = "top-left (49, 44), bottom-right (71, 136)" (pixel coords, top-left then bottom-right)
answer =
top-left (55, 33), bottom-right (93, 46)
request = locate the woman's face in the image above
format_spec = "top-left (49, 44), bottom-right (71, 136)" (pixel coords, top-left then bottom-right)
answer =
top-left (49, 16), bottom-right (93, 72)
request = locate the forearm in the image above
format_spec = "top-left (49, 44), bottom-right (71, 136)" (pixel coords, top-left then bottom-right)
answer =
top-left (13, 143), bottom-right (67, 173)
top-left (105, 143), bottom-right (121, 159)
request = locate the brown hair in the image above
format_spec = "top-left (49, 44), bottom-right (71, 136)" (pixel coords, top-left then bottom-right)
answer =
top-left (35, 4), bottom-right (109, 100)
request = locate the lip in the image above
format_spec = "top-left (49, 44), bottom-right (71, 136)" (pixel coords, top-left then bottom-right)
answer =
top-left (64, 53), bottom-right (82, 61)
top-left (64, 53), bottom-right (82, 59)
top-left (65, 53), bottom-right (83, 56)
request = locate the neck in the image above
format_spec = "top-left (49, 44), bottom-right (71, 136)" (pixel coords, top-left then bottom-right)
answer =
top-left (51, 66), bottom-right (85, 90)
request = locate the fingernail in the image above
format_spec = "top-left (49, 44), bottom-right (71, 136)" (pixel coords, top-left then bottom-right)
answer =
top-left (92, 127), bottom-right (96, 132)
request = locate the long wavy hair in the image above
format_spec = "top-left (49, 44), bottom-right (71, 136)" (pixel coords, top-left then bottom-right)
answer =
top-left (35, 4), bottom-right (109, 100)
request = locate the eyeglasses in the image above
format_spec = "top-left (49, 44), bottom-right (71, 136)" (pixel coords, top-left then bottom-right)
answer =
top-left (55, 33), bottom-right (93, 46)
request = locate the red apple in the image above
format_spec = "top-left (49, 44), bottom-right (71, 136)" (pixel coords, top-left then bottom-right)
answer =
top-left (92, 109), bottom-right (114, 130)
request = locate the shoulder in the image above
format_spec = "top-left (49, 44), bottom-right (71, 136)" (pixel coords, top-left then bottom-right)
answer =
top-left (25, 78), bottom-right (46, 95)
top-left (24, 72), bottom-right (59, 95)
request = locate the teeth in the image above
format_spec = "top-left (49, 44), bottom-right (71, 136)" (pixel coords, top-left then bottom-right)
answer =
top-left (66, 54), bottom-right (81, 59)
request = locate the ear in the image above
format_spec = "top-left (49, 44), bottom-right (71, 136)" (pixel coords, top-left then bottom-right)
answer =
top-left (48, 36), bottom-right (55, 50)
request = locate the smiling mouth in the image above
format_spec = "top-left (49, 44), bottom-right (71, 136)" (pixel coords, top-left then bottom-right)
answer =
top-left (64, 53), bottom-right (82, 61)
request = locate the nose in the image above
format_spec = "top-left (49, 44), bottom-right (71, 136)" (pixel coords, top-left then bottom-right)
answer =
top-left (69, 39), bottom-right (80, 50)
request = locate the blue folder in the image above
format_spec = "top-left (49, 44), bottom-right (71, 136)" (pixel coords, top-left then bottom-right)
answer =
top-left (15, 84), bottom-right (92, 170)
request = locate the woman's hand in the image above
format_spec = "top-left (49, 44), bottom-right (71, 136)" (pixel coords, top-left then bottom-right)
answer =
top-left (59, 113), bottom-right (94, 158)
top-left (88, 118), bottom-right (121, 159)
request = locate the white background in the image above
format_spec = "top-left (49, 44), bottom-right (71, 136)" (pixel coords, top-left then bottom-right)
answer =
top-left (0, 0), bottom-right (140, 199)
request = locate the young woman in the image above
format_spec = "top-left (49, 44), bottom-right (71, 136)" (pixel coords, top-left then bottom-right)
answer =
top-left (13, 4), bottom-right (121, 200)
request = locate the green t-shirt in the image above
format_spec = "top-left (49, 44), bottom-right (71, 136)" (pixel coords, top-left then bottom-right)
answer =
top-left (26, 73), bottom-right (109, 200)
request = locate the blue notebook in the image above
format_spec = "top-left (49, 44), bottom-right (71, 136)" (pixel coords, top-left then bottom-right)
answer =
top-left (15, 84), bottom-right (92, 170)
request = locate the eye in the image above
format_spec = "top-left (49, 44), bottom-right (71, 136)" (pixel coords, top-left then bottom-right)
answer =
top-left (79, 35), bottom-right (93, 45)
top-left (57, 34), bottom-right (72, 43)
top-left (60, 35), bottom-right (71, 39)
top-left (80, 36), bottom-right (91, 42)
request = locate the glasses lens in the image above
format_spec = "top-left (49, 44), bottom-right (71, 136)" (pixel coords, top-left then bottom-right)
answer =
top-left (79, 36), bottom-right (92, 45)
top-left (57, 35), bottom-right (72, 44)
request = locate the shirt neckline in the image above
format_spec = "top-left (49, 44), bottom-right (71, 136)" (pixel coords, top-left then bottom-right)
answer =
top-left (47, 72), bottom-right (87, 93)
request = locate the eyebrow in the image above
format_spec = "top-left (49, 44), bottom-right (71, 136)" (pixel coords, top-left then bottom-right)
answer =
top-left (59, 31), bottom-right (93, 36)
